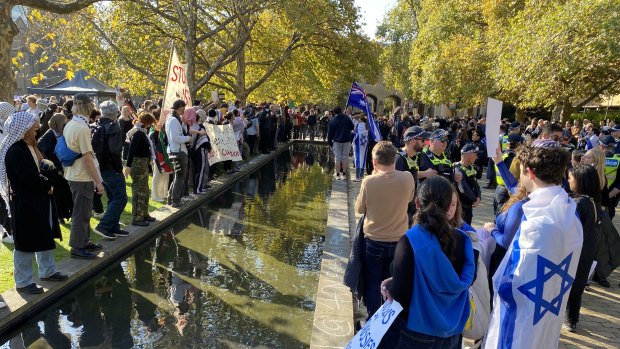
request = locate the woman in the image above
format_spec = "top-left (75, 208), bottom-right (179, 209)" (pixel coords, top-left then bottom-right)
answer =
top-left (565, 165), bottom-right (600, 332)
top-left (353, 116), bottom-right (369, 182)
top-left (124, 112), bottom-right (157, 227)
top-left (381, 176), bottom-right (475, 349)
top-left (0, 102), bottom-right (16, 245)
top-left (581, 149), bottom-right (609, 214)
top-left (119, 105), bottom-right (134, 163)
top-left (151, 109), bottom-right (172, 202)
top-left (188, 108), bottom-right (212, 194)
top-left (0, 111), bottom-right (68, 294)
top-left (37, 113), bottom-right (74, 222)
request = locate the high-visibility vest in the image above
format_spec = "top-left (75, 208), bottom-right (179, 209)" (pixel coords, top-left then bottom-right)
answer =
top-left (423, 148), bottom-right (453, 181)
top-left (458, 163), bottom-right (478, 178)
top-left (500, 135), bottom-right (509, 151)
top-left (604, 154), bottom-right (620, 187)
top-left (398, 150), bottom-right (419, 171)
top-left (494, 151), bottom-right (515, 187)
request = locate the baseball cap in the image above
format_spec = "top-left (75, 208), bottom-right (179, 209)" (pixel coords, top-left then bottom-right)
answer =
top-left (612, 124), bottom-right (620, 132)
top-left (172, 99), bottom-right (186, 110)
top-left (600, 135), bottom-right (616, 146)
top-left (461, 143), bottom-right (479, 154)
top-left (403, 126), bottom-right (430, 142)
top-left (507, 133), bottom-right (524, 144)
top-left (430, 129), bottom-right (448, 141)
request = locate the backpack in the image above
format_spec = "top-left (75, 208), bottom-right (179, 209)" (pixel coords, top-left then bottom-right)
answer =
top-left (91, 122), bottom-right (109, 166)
top-left (54, 135), bottom-right (82, 167)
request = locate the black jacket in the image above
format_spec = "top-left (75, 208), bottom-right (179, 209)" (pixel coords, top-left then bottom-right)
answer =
top-left (98, 118), bottom-right (124, 172)
top-left (343, 215), bottom-right (366, 302)
top-left (6, 140), bottom-right (61, 252)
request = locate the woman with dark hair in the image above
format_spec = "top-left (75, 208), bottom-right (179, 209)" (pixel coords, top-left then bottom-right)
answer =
top-left (38, 113), bottom-right (74, 222)
top-left (564, 165), bottom-right (601, 332)
top-left (381, 176), bottom-right (475, 348)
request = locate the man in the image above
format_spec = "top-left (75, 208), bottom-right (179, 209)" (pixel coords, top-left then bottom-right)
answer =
top-left (501, 121), bottom-right (521, 151)
top-left (418, 129), bottom-right (462, 184)
top-left (244, 108), bottom-right (259, 155)
top-left (355, 141), bottom-right (414, 317)
top-left (327, 106), bottom-right (354, 180)
top-left (600, 135), bottom-right (620, 218)
top-left (307, 109), bottom-right (318, 141)
top-left (94, 101), bottom-right (130, 236)
top-left (24, 95), bottom-right (39, 117)
top-left (494, 133), bottom-right (524, 215)
top-left (396, 126), bottom-right (429, 224)
top-left (539, 123), bottom-right (564, 142)
top-left (455, 143), bottom-right (482, 224)
top-left (166, 99), bottom-right (191, 207)
top-left (63, 94), bottom-right (106, 259)
top-left (484, 140), bottom-right (582, 349)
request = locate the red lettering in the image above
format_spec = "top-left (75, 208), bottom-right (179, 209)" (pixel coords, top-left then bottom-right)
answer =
top-left (171, 65), bottom-right (187, 83)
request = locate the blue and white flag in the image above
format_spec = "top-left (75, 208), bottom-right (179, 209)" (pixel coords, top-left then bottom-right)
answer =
top-left (347, 82), bottom-right (381, 142)
top-left (354, 124), bottom-right (369, 173)
top-left (484, 185), bottom-right (583, 349)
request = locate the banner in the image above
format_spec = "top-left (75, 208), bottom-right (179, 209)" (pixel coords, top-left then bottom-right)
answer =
top-left (206, 124), bottom-right (243, 165)
top-left (345, 300), bottom-right (403, 349)
top-left (162, 47), bottom-right (192, 111)
top-left (485, 97), bottom-right (503, 157)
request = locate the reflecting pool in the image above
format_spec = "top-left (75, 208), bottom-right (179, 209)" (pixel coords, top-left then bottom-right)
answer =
top-left (0, 144), bottom-right (334, 349)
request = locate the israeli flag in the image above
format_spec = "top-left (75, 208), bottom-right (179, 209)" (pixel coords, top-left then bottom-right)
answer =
top-left (484, 185), bottom-right (583, 349)
top-left (354, 125), bottom-right (369, 172)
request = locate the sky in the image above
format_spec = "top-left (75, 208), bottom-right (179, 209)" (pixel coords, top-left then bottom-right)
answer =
top-left (355, 0), bottom-right (398, 39)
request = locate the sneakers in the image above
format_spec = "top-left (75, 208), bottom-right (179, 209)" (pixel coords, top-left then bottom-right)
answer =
top-left (41, 272), bottom-right (69, 282)
top-left (205, 184), bottom-right (213, 189)
top-left (335, 173), bottom-right (342, 180)
top-left (171, 202), bottom-right (185, 208)
top-left (593, 274), bottom-right (611, 288)
top-left (144, 216), bottom-right (157, 222)
top-left (16, 283), bottom-right (44, 294)
top-left (93, 227), bottom-right (116, 240)
top-left (131, 220), bottom-right (149, 227)
top-left (85, 242), bottom-right (103, 251)
top-left (115, 229), bottom-right (130, 237)
top-left (2, 234), bottom-right (14, 244)
top-left (562, 321), bottom-right (577, 332)
top-left (70, 248), bottom-right (98, 259)
top-left (93, 211), bottom-right (104, 219)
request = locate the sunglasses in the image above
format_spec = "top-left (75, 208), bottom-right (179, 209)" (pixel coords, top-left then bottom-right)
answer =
top-left (436, 137), bottom-right (448, 142)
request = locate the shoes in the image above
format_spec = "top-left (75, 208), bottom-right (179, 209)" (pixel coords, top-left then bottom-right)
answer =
top-left (85, 242), bottom-right (103, 251)
top-left (0, 301), bottom-right (5, 309)
top-left (171, 202), bottom-right (185, 208)
top-left (2, 234), bottom-right (14, 244)
top-left (93, 211), bottom-right (104, 219)
top-left (41, 272), bottom-right (69, 282)
top-left (197, 190), bottom-right (209, 194)
top-left (93, 227), bottom-right (116, 240)
top-left (115, 229), bottom-right (130, 237)
top-left (593, 274), bottom-right (610, 288)
top-left (205, 184), bottom-right (213, 189)
top-left (336, 173), bottom-right (341, 180)
top-left (483, 184), bottom-right (497, 189)
top-left (16, 283), bottom-right (44, 294)
top-left (131, 220), bottom-right (149, 227)
top-left (562, 321), bottom-right (577, 332)
top-left (144, 216), bottom-right (157, 222)
top-left (70, 248), bottom-right (98, 260)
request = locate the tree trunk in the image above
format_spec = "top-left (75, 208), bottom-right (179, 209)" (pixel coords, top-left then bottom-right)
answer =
top-left (560, 97), bottom-right (573, 124)
top-left (235, 23), bottom-right (248, 105)
top-left (516, 108), bottom-right (526, 122)
top-left (0, 1), bottom-right (18, 102)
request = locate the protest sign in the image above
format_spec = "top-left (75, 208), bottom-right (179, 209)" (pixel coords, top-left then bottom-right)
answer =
top-left (345, 300), bottom-right (403, 349)
top-left (205, 124), bottom-right (243, 165)
top-left (485, 97), bottom-right (503, 157)
top-left (162, 46), bottom-right (192, 111)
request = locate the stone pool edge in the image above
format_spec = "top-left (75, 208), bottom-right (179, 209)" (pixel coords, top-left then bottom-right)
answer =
top-left (310, 168), bottom-right (355, 348)
top-left (0, 140), bottom-right (319, 337)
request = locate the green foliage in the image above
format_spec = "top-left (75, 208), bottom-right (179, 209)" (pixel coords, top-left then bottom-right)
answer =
top-left (570, 110), bottom-right (620, 124)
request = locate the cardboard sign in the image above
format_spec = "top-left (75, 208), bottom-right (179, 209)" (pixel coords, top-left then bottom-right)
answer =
top-left (485, 97), bottom-right (503, 157)
top-left (205, 124), bottom-right (242, 165)
top-left (211, 91), bottom-right (219, 103)
top-left (345, 300), bottom-right (403, 349)
top-left (162, 47), bottom-right (192, 111)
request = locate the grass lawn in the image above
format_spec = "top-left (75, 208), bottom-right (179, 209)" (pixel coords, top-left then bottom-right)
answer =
top-left (0, 176), bottom-right (165, 294)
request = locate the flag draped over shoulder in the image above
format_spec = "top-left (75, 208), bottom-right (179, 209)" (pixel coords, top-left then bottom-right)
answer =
top-left (484, 185), bottom-right (583, 349)
top-left (354, 126), bottom-right (368, 172)
top-left (346, 82), bottom-right (381, 142)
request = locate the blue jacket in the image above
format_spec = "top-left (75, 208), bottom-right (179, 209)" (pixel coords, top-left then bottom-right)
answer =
top-left (406, 225), bottom-right (475, 337)
top-left (327, 114), bottom-right (354, 145)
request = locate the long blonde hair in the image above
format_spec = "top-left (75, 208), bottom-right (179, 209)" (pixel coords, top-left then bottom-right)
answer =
top-left (584, 149), bottom-right (606, 189)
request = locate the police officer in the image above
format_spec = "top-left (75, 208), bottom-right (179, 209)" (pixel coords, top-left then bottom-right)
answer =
top-left (418, 129), bottom-right (463, 184)
top-left (396, 126), bottom-right (430, 224)
top-left (501, 121), bottom-right (521, 151)
top-left (600, 135), bottom-right (620, 218)
top-left (455, 143), bottom-right (482, 224)
top-left (493, 133), bottom-right (524, 216)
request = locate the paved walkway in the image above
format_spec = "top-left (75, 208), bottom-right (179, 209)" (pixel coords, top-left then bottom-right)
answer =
top-left (346, 177), bottom-right (620, 349)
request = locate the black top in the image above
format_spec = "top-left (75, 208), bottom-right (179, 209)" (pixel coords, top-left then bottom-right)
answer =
top-left (119, 118), bottom-right (134, 144)
top-left (574, 196), bottom-right (599, 261)
top-left (98, 118), bottom-right (124, 173)
top-left (389, 228), bottom-right (472, 320)
top-left (126, 130), bottom-right (151, 168)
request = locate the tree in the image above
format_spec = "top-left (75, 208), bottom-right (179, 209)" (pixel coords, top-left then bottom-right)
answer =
top-left (1, 0), bottom-right (103, 101)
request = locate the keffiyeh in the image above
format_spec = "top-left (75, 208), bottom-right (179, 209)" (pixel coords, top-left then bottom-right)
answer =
top-left (0, 111), bottom-right (38, 211)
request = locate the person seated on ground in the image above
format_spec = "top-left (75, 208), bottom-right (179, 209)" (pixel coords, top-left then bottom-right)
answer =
top-left (355, 141), bottom-right (414, 318)
top-left (0, 111), bottom-right (69, 294)
top-left (380, 176), bottom-right (475, 349)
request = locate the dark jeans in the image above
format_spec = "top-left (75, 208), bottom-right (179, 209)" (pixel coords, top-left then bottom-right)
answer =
top-left (247, 134), bottom-right (257, 155)
top-left (462, 205), bottom-right (473, 225)
top-left (97, 170), bottom-right (128, 234)
top-left (396, 329), bottom-right (461, 349)
top-left (364, 238), bottom-right (398, 317)
top-left (487, 159), bottom-right (496, 185)
top-left (93, 192), bottom-right (103, 214)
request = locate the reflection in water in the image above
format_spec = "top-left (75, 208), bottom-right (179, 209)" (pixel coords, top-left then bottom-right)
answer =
top-left (0, 144), bottom-right (333, 349)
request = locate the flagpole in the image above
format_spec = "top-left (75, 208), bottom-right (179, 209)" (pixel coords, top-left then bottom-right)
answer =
top-left (345, 81), bottom-right (355, 113)
top-left (162, 40), bottom-right (175, 109)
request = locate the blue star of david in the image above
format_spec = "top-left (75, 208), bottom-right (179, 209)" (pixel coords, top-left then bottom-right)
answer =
top-left (517, 253), bottom-right (574, 326)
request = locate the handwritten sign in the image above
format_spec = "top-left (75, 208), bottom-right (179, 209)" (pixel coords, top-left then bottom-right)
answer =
top-left (205, 124), bottom-right (243, 165)
top-left (345, 300), bottom-right (403, 349)
top-left (162, 47), bottom-right (192, 111)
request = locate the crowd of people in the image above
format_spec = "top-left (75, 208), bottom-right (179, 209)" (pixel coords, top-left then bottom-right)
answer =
top-left (342, 107), bottom-right (620, 348)
top-left (0, 93), bottom-right (338, 299)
